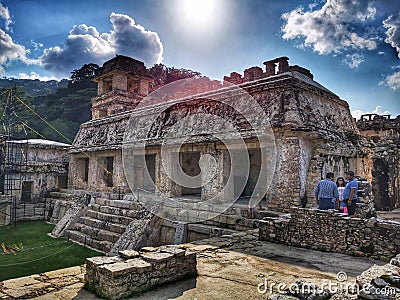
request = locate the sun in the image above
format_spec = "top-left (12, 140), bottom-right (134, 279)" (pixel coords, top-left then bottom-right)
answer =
top-left (180, 0), bottom-right (216, 26)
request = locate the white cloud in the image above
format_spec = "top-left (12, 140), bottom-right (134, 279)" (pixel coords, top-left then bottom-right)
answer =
top-left (342, 53), bottom-right (364, 68)
top-left (40, 12), bottom-right (163, 77)
top-left (380, 71), bottom-right (400, 91)
top-left (30, 40), bottom-right (44, 51)
top-left (18, 71), bottom-right (57, 81)
top-left (0, 2), bottom-right (12, 31)
top-left (383, 13), bottom-right (400, 58)
top-left (351, 106), bottom-right (391, 120)
top-left (281, 0), bottom-right (377, 55)
top-left (0, 29), bottom-right (37, 75)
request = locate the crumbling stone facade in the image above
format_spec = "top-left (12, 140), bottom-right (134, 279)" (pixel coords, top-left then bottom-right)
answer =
top-left (259, 207), bottom-right (400, 261)
top-left (91, 55), bottom-right (152, 120)
top-left (70, 55), bottom-right (373, 212)
top-left (3, 139), bottom-right (69, 201)
top-left (85, 246), bottom-right (197, 299)
top-left (0, 139), bottom-right (70, 224)
top-left (357, 114), bottom-right (400, 210)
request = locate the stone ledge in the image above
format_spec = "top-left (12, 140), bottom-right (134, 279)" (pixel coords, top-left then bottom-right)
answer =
top-left (84, 245), bottom-right (197, 299)
top-left (259, 207), bottom-right (400, 261)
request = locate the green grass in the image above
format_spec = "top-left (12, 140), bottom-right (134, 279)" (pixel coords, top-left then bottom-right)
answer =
top-left (0, 221), bottom-right (102, 281)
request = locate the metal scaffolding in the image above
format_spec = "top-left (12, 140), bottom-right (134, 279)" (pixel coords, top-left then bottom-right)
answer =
top-left (0, 87), bottom-right (28, 225)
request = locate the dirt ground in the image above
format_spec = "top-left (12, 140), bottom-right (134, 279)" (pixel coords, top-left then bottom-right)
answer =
top-left (377, 209), bottom-right (400, 222)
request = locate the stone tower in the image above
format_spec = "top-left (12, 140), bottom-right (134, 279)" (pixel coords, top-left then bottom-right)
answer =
top-left (91, 55), bottom-right (153, 119)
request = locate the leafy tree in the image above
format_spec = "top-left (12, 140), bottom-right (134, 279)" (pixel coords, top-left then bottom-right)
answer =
top-left (148, 64), bottom-right (201, 90)
top-left (0, 87), bottom-right (34, 139)
top-left (70, 63), bottom-right (101, 85)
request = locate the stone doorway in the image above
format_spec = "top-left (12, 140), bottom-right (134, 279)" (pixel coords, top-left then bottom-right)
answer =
top-left (237, 148), bottom-right (261, 198)
top-left (21, 181), bottom-right (33, 203)
top-left (144, 154), bottom-right (156, 191)
top-left (105, 157), bottom-right (114, 187)
top-left (77, 157), bottom-right (89, 183)
top-left (57, 175), bottom-right (68, 189)
top-left (180, 152), bottom-right (202, 196)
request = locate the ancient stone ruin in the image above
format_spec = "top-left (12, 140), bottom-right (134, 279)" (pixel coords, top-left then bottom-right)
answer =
top-left (0, 139), bottom-right (70, 225)
top-left (0, 55), bottom-right (399, 299)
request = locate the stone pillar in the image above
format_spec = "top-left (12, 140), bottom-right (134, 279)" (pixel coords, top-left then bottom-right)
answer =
top-left (264, 61), bottom-right (276, 76)
top-left (97, 80), bottom-right (104, 95)
top-left (113, 151), bottom-right (124, 188)
top-left (92, 155), bottom-right (106, 190)
top-left (201, 144), bottom-right (224, 201)
top-left (277, 57), bottom-right (289, 74)
top-left (139, 79), bottom-right (149, 96)
top-left (268, 133), bottom-right (302, 211)
top-left (157, 149), bottom-right (180, 197)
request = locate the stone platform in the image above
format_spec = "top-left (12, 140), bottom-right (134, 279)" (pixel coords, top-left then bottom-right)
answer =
top-left (0, 230), bottom-right (388, 299)
top-left (85, 246), bottom-right (196, 299)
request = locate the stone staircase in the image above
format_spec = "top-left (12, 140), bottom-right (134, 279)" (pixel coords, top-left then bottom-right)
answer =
top-left (65, 198), bottom-right (148, 254)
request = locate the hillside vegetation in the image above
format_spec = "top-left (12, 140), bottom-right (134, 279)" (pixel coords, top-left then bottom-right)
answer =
top-left (0, 63), bottom-right (201, 143)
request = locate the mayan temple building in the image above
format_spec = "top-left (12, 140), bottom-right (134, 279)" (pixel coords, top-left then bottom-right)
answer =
top-left (68, 55), bottom-right (391, 211)
top-left (1, 55), bottom-right (399, 300)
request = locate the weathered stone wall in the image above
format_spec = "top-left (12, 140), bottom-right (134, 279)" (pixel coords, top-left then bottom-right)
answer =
top-left (91, 90), bottom-right (141, 119)
top-left (357, 114), bottom-right (400, 210)
top-left (4, 142), bottom-right (69, 203)
top-left (259, 207), bottom-right (400, 261)
top-left (85, 246), bottom-right (197, 299)
top-left (71, 56), bottom-right (373, 212)
top-left (69, 150), bottom-right (126, 192)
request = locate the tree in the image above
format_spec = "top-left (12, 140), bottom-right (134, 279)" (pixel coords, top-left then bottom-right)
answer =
top-left (0, 87), bottom-right (33, 139)
top-left (148, 64), bottom-right (202, 90)
top-left (70, 63), bottom-right (101, 84)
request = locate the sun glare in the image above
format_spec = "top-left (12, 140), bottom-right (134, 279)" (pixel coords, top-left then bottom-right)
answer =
top-left (180, 0), bottom-right (216, 26)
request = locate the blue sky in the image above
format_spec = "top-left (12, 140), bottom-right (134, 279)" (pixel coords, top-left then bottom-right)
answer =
top-left (0, 0), bottom-right (399, 118)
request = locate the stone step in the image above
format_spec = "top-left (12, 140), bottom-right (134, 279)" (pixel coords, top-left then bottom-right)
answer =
top-left (188, 223), bottom-right (238, 237)
top-left (15, 207), bottom-right (45, 212)
top-left (65, 230), bottom-right (112, 254)
top-left (94, 198), bottom-right (141, 210)
top-left (72, 223), bottom-right (121, 243)
top-left (16, 216), bottom-right (45, 221)
top-left (15, 203), bottom-right (45, 208)
top-left (78, 216), bottom-right (127, 234)
top-left (48, 191), bottom-right (75, 200)
top-left (15, 212), bottom-right (45, 218)
top-left (89, 204), bottom-right (147, 219)
top-left (85, 209), bottom-right (134, 225)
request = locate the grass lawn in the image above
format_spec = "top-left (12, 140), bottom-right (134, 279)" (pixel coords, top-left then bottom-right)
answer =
top-left (0, 221), bottom-right (102, 281)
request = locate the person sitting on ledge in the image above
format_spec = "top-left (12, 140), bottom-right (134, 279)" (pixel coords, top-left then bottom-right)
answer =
top-left (314, 172), bottom-right (339, 210)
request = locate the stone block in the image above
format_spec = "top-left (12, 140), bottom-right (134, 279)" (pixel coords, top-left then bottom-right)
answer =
top-left (160, 247), bottom-right (186, 257)
top-left (140, 246), bottom-right (158, 252)
top-left (86, 256), bottom-right (122, 270)
top-left (118, 249), bottom-right (140, 259)
top-left (100, 262), bottom-right (137, 277)
top-left (125, 258), bottom-right (152, 273)
top-left (141, 251), bottom-right (174, 263)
